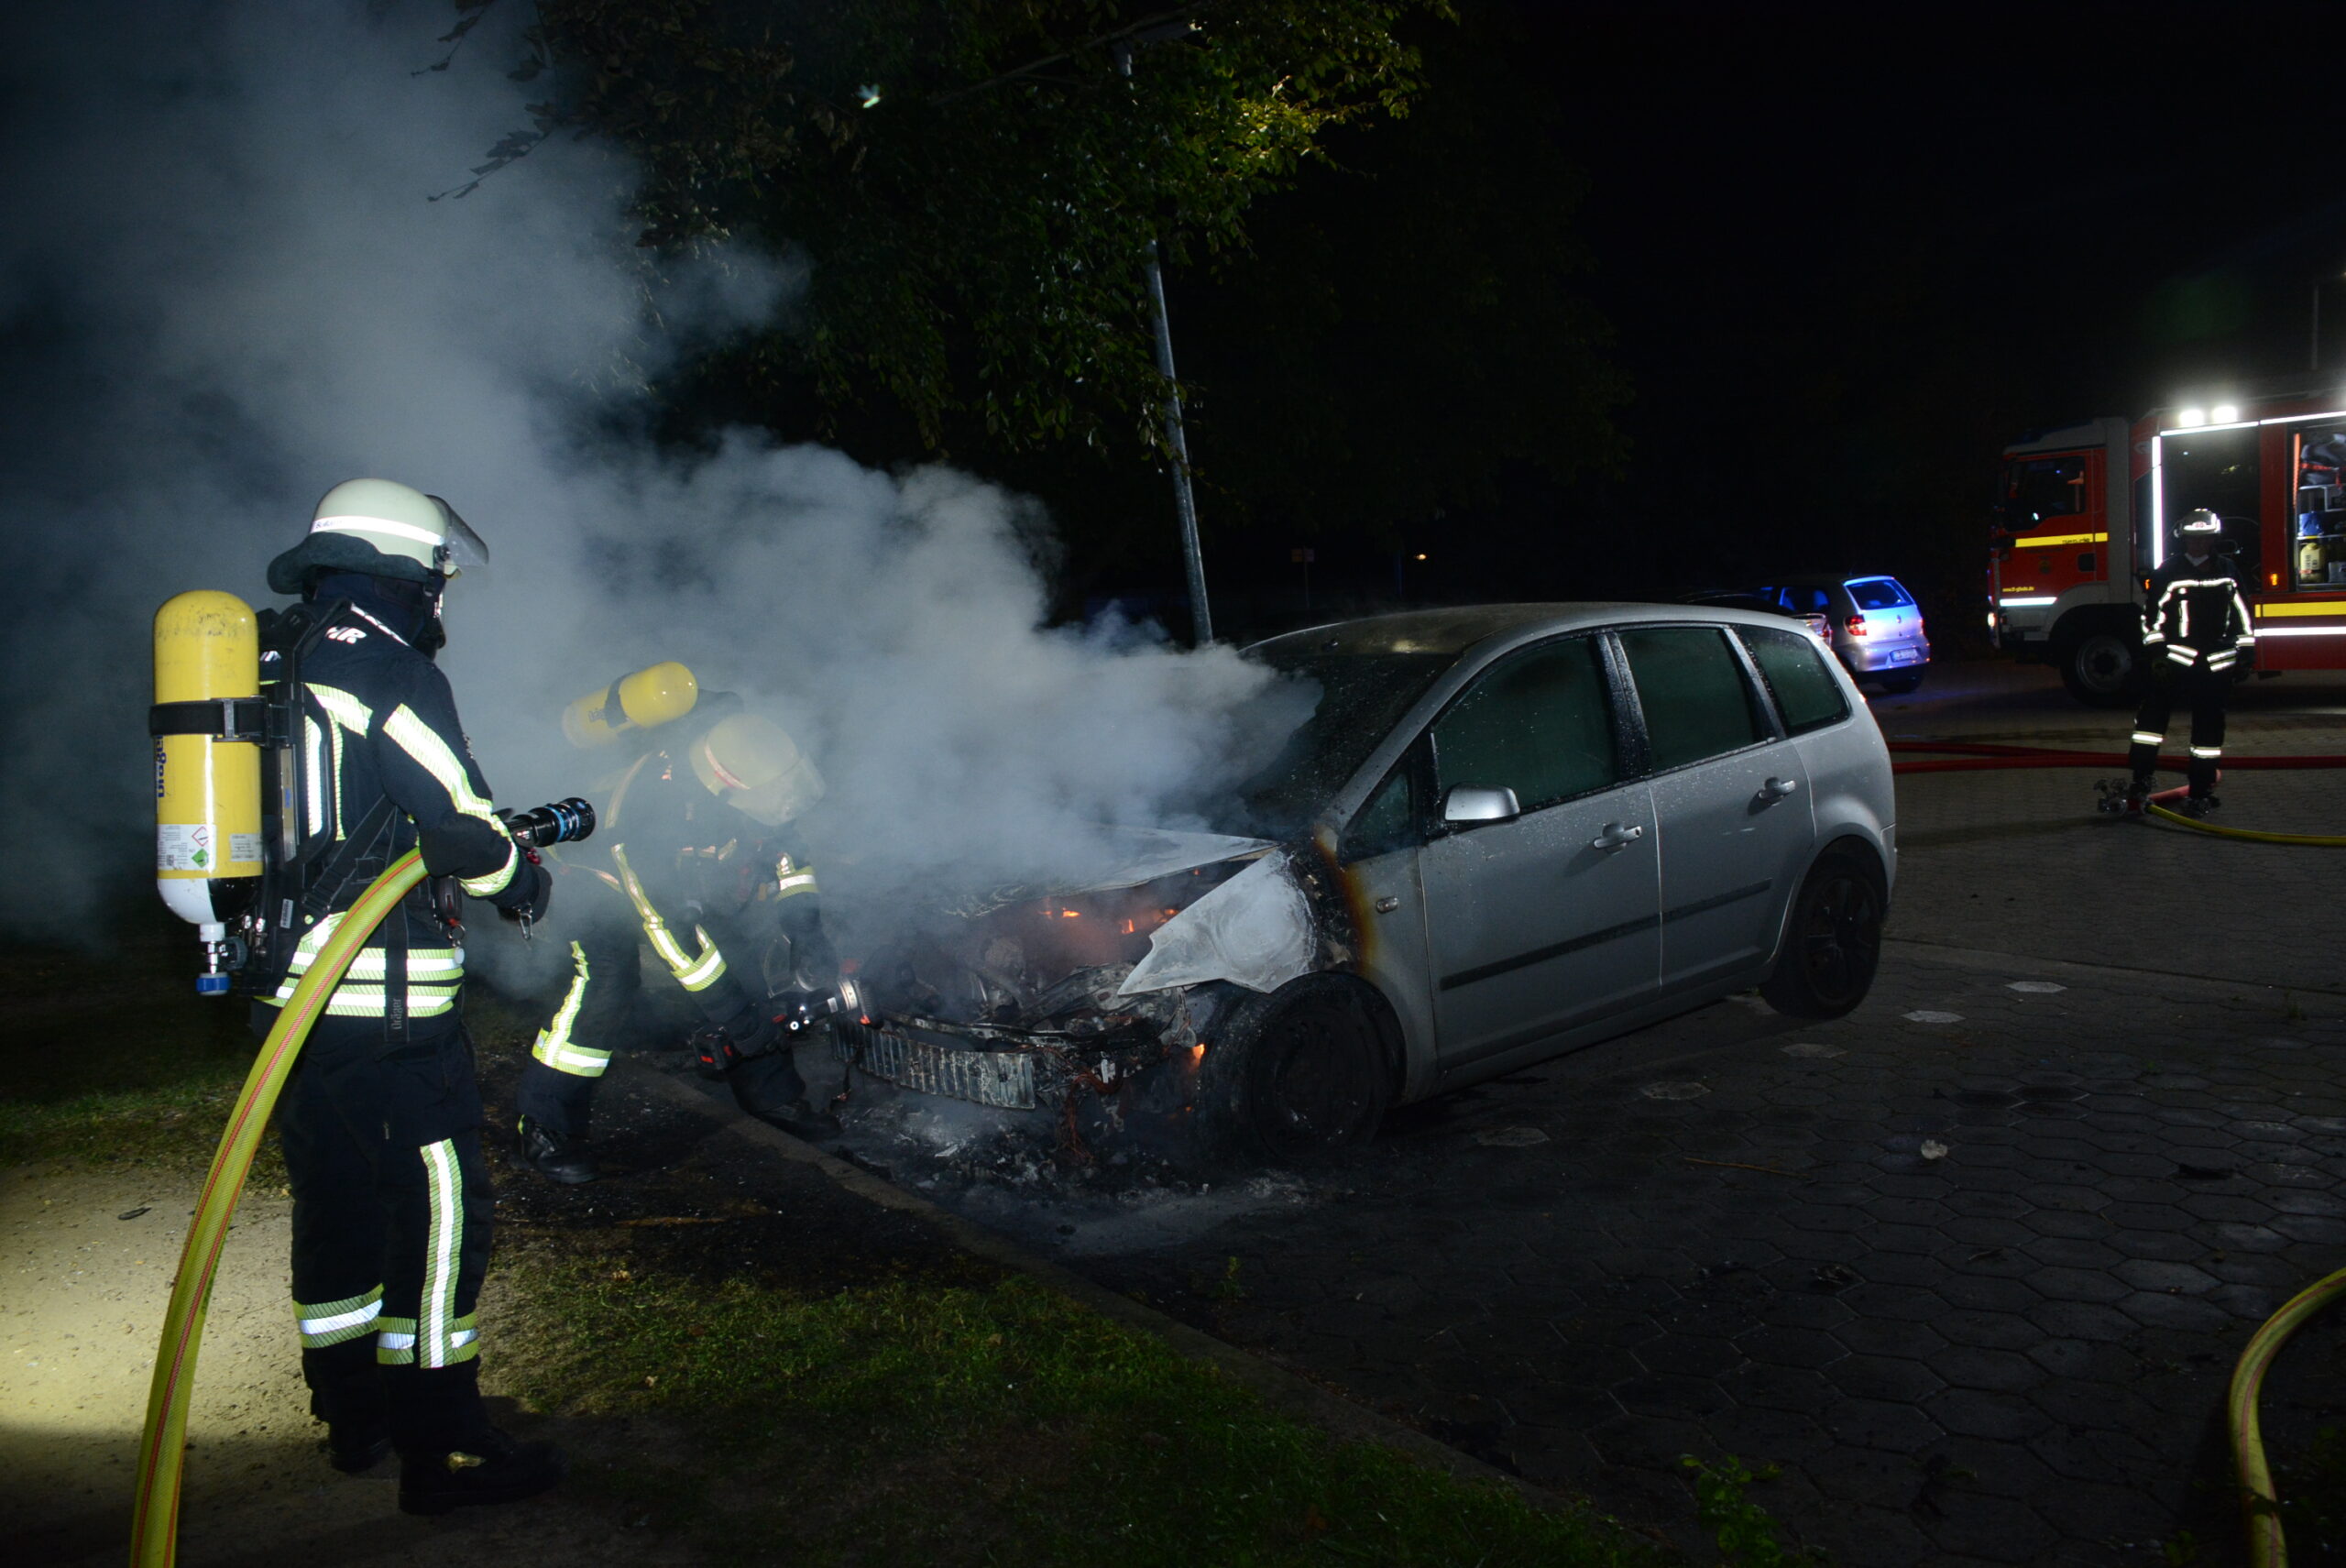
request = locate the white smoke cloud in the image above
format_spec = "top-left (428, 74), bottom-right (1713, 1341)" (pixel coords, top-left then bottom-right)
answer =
top-left (0, 1), bottom-right (1308, 952)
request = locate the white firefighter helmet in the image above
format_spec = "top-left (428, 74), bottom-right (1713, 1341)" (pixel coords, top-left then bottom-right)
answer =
top-left (2176, 508), bottom-right (2225, 540)
top-left (688, 714), bottom-right (826, 827)
top-left (267, 478), bottom-right (489, 594)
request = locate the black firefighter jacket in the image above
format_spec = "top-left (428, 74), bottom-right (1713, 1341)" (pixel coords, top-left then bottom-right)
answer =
top-left (565, 740), bottom-right (831, 1022)
top-left (258, 597), bottom-right (529, 1031)
top-left (2140, 553), bottom-right (2256, 672)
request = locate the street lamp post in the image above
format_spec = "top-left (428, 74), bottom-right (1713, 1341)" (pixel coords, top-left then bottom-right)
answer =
top-left (1115, 36), bottom-right (1212, 646)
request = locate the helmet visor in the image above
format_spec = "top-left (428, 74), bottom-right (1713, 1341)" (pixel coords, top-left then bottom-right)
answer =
top-left (429, 497), bottom-right (490, 573)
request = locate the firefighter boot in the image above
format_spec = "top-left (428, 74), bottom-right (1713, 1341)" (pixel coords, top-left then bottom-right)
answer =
top-left (310, 1370), bottom-right (392, 1475)
top-left (398, 1426), bottom-right (568, 1516)
top-left (516, 1117), bottom-right (598, 1185)
top-left (729, 1050), bottom-right (840, 1141)
top-left (2177, 794), bottom-right (2222, 819)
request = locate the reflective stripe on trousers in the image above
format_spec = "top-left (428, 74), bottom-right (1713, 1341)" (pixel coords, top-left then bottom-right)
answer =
top-left (294, 1285), bottom-right (383, 1349)
top-left (532, 941), bottom-right (610, 1078)
top-left (375, 1139), bottom-right (479, 1367)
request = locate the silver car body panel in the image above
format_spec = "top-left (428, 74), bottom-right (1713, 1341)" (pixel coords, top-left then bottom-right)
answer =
top-left (1252, 603), bottom-right (1898, 1107)
top-left (1338, 834), bottom-right (1442, 1101)
top-left (1788, 653), bottom-right (1899, 895)
top-left (1119, 850), bottom-right (1315, 997)
top-left (1648, 736), bottom-right (1814, 990)
top-left (1421, 778), bottom-right (1661, 1080)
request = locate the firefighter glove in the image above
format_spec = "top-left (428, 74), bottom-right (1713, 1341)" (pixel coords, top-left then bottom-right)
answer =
top-left (492, 859), bottom-right (553, 924)
top-left (770, 987), bottom-right (837, 1037)
top-left (694, 1002), bottom-right (780, 1074)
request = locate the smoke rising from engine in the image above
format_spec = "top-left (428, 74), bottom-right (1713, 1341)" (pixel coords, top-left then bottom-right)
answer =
top-left (0, 2), bottom-right (1310, 951)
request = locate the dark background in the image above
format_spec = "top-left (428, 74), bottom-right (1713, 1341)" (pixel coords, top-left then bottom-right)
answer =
top-left (937, 1), bottom-right (2346, 644)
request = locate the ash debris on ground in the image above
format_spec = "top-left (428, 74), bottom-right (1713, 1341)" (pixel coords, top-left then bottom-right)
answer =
top-left (806, 1053), bottom-right (1331, 1260)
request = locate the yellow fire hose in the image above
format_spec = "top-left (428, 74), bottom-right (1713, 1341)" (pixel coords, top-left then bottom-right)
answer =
top-left (2230, 1265), bottom-right (2346, 1568)
top-left (2139, 800), bottom-right (2346, 1564)
top-left (2144, 804), bottom-right (2346, 846)
top-left (128, 850), bottom-right (426, 1568)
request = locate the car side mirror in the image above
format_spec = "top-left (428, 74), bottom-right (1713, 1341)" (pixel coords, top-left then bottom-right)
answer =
top-left (1442, 785), bottom-right (1520, 826)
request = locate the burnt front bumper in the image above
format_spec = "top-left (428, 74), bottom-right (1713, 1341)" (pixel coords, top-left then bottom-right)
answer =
top-left (834, 1017), bottom-right (1040, 1110)
top-left (833, 1013), bottom-right (1184, 1114)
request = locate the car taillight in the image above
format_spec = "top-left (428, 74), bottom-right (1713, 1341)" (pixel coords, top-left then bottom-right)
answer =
top-left (1844, 615), bottom-right (1866, 637)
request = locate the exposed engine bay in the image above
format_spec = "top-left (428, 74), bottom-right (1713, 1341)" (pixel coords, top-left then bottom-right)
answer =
top-left (834, 829), bottom-right (1351, 1158)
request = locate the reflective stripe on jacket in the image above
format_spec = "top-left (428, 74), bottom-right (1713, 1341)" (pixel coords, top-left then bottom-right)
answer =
top-left (2140, 555), bottom-right (2255, 665)
top-left (259, 600), bottom-right (519, 1017)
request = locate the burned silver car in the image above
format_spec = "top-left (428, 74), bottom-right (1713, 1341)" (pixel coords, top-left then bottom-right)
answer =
top-left (835, 604), bottom-right (1896, 1163)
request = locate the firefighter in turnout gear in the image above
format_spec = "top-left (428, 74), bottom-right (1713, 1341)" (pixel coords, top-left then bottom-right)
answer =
top-left (514, 709), bottom-right (840, 1184)
top-left (259, 478), bottom-right (565, 1514)
top-left (2129, 508), bottom-right (2255, 813)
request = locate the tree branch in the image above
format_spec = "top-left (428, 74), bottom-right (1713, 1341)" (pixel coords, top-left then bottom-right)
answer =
top-left (926, 2), bottom-right (1220, 106)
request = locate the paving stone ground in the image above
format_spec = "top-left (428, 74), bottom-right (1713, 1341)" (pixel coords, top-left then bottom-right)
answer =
top-left (1024, 661), bottom-right (2346, 1567)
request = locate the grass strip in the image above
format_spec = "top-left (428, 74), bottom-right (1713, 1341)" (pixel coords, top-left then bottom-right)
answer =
top-left (501, 1252), bottom-right (1675, 1568)
top-left (0, 914), bottom-right (284, 1176)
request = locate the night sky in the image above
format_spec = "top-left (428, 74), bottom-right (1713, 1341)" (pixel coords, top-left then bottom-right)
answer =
top-left (1199, 1), bottom-right (2346, 636)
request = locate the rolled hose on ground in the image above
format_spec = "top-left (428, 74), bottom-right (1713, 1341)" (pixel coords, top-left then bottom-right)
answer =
top-left (1888, 740), bottom-right (2346, 846)
top-left (2230, 1264), bottom-right (2346, 1568)
top-left (129, 850), bottom-right (426, 1568)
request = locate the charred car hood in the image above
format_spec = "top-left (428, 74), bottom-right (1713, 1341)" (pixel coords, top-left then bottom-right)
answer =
top-left (839, 827), bottom-right (1354, 1124)
top-left (855, 827), bottom-right (1327, 1032)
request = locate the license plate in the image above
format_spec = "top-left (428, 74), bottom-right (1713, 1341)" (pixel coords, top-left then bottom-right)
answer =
top-left (1890, 649), bottom-right (1921, 665)
top-left (836, 1025), bottom-right (1038, 1110)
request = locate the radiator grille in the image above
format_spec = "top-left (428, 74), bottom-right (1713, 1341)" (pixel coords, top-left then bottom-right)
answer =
top-left (837, 1023), bottom-right (1038, 1111)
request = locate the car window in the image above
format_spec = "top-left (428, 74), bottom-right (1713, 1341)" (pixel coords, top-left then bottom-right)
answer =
top-left (1341, 758), bottom-right (1417, 861)
top-left (1846, 577), bottom-right (1913, 609)
top-left (1431, 637), bottom-right (1617, 810)
top-left (1737, 625), bottom-right (1849, 736)
top-left (1222, 652), bottom-right (1451, 838)
top-left (1765, 585), bottom-right (1830, 614)
top-left (1617, 625), bottom-right (1770, 772)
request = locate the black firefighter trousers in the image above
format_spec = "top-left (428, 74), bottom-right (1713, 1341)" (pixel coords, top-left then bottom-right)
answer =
top-left (2129, 659), bottom-right (2231, 798)
top-left (512, 889), bottom-right (807, 1143)
top-left (277, 1015), bottom-right (495, 1453)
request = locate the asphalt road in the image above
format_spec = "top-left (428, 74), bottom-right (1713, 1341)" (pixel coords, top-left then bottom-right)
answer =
top-left (951, 658), bottom-right (2346, 1567)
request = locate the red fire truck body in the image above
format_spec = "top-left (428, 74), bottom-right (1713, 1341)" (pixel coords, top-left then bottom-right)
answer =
top-left (1995, 376), bottom-right (2346, 704)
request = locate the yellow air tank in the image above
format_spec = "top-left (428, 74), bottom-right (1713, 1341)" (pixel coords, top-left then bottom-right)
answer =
top-left (152, 592), bottom-right (264, 991)
top-left (563, 661), bottom-right (698, 749)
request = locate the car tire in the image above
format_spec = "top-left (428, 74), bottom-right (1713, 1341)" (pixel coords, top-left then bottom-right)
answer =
top-left (1874, 668), bottom-right (1924, 695)
top-left (1197, 976), bottom-right (1392, 1163)
top-left (1760, 848), bottom-right (1886, 1020)
top-left (2056, 627), bottom-right (2141, 707)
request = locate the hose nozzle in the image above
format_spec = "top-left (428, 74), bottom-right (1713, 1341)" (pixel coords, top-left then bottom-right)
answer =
top-left (497, 796), bottom-right (596, 848)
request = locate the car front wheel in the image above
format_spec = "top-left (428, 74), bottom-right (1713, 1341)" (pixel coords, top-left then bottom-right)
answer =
top-left (1198, 977), bottom-right (1392, 1163)
top-left (1761, 849), bottom-right (1885, 1019)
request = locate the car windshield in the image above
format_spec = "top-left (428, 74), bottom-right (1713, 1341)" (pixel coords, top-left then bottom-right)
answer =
top-left (1219, 650), bottom-right (1452, 837)
top-left (1847, 578), bottom-right (1912, 610)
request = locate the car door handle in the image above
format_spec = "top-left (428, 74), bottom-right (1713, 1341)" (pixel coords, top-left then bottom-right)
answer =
top-left (1592, 822), bottom-right (1645, 850)
top-left (1757, 776), bottom-right (1800, 802)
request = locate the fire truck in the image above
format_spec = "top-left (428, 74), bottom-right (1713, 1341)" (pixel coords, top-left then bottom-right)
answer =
top-left (1993, 373), bottom-right (2346, 704)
